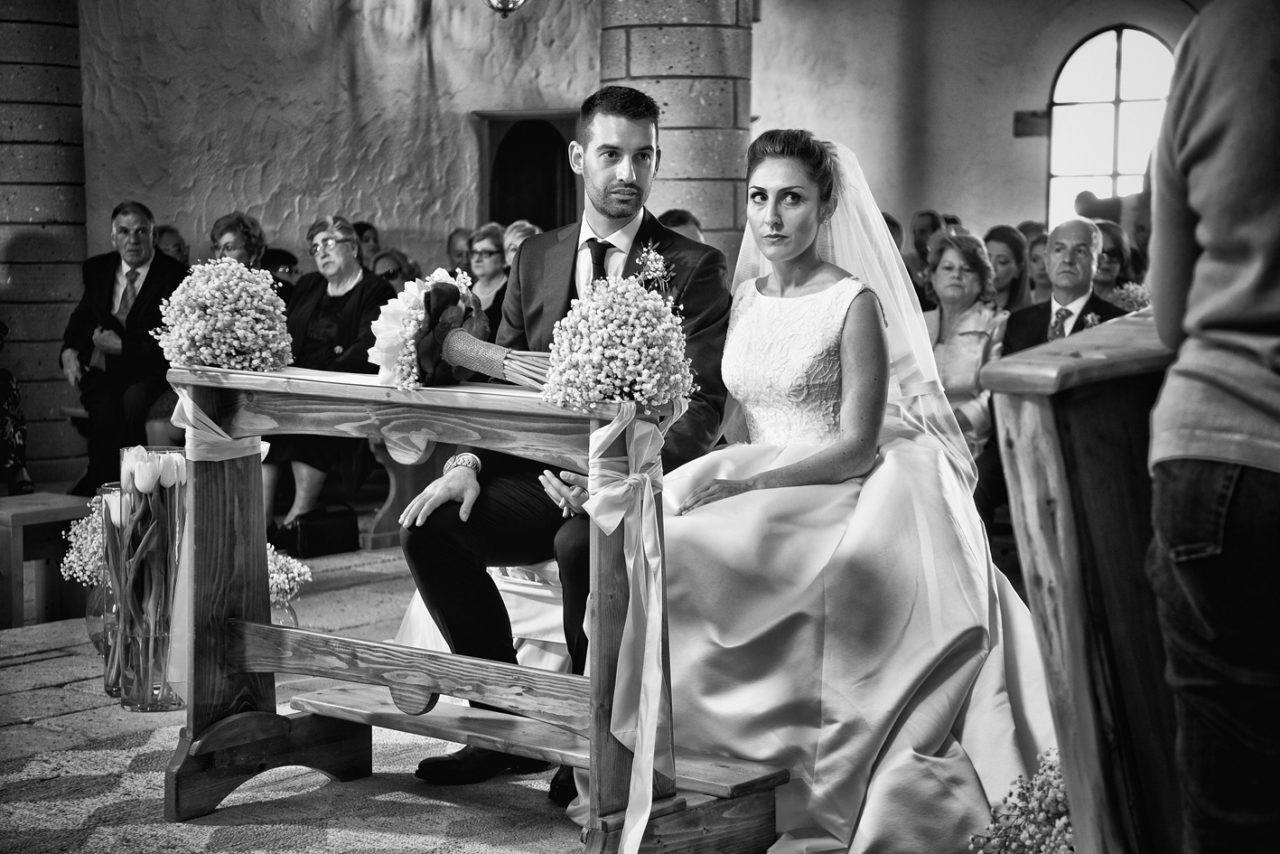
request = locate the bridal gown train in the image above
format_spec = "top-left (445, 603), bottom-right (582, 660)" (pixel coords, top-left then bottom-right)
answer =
top-left (659, 277), bottom-right (1056, 853)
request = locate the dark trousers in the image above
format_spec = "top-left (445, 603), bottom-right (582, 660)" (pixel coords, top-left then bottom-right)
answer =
top-left (1146, 459), bottom-right (1280, 853)
top-left (399, 459), bottom-right (592, 676)
top-left (75, 369), bottom-right (169, 495)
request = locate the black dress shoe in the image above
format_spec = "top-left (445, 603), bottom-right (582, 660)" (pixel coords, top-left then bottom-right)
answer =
top-left (415, 745), bottom-right (550, 785)
top-left (548, 763), bottom-right (578, 807)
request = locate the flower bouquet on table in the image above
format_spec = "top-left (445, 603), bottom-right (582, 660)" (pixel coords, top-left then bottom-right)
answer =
top-left (266, 543), bottom-right (313, 627)
top-left (368, 268), bottom-right (491, 389)
top-left (154, 258), bottom-right (291, 371)
top-left (112, 445), bottom-right (187, 712)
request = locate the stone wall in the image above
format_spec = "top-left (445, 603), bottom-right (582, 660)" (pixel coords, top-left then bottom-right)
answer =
top-left (752, 0), bottom-right (1198, 236)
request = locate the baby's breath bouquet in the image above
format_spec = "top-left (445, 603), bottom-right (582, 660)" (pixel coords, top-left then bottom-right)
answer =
top-left (266, 544), bottom-right (312, 607)
top-left (1103, 281), bottom-right (1151, 313)
top-left (154, 258), bottom-right (291, 371)
top-left (542, 274), bottom-right (694, 413)
top-left (970, 748), bottom-right (1074, 853)
top-left (61, 493), bottom-right (104, 588)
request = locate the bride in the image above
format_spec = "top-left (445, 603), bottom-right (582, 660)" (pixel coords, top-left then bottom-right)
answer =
top-left (653, 129), bottom-right (1055, 852)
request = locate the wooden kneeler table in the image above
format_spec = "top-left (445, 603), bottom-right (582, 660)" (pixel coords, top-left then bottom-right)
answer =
top-left (163, 366), bottom-right (787, 853)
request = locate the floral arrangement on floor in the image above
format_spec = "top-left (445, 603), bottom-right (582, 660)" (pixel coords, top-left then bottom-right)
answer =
top-left (1103, 282), bottom-right (1151, 313)
top-left (541, 272), bottom-right (694, 413)
top-left (61, 493), bottom-right (105, 588)
top-left (970, 748), bottom-right (1074, 853)
top-left (267, 544), bottom-right (313, 608)
top-left (154, 258), bottom-right (292, 371)
top-left (368, 267), bottom-right (489, 389)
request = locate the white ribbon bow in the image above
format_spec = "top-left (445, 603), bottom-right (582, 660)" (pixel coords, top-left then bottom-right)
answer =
top-left (582, 398), bottom-right (686, 854)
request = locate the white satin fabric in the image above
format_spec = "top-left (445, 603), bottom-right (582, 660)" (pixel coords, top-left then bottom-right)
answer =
top-left (659, 278), bottom-right (1055, 852)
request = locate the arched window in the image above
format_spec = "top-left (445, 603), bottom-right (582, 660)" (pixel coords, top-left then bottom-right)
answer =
top-left (1047, 26), bottom-right (1174, 227)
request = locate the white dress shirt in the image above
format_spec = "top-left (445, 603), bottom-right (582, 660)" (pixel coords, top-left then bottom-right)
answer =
top-left (574, 212), bottom-right (644, 292)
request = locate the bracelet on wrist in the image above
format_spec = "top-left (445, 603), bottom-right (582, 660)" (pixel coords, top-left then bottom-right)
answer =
top-left (443, 452), bottom-right (482, 476)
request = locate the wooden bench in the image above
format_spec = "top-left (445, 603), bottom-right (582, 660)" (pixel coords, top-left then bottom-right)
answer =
top-left (982, 308), bottom-right (1179, 853)
top-left (164, 367), bottom-right (787, 853)
top-left (0, 492), bottom-right (93, 628)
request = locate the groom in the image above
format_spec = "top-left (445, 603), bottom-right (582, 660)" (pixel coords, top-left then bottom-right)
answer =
top-left (400, 85), bottom-right (731, 793)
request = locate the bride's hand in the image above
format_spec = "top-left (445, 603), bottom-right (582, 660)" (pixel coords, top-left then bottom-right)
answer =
top-left (678, 478), bottom-right (752, 514)
top-left (540, 470), bottom-right (589, 517)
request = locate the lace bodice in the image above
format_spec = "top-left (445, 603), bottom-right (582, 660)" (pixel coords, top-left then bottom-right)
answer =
top-left (722, 277), bottom-right (866, 445)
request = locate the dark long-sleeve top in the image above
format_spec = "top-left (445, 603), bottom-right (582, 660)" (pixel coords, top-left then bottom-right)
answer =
top-left (285, 269), bottom-right (396, 373)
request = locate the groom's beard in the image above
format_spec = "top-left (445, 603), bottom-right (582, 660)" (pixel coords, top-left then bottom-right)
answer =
top-left (589, 182), bottom-right (645, 220)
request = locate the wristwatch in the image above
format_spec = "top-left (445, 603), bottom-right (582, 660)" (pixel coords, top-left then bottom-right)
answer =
top-left (443, 452), bottom-right (482, 476)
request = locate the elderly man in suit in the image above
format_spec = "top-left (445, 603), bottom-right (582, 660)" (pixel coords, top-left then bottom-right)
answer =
top-left (60, 201), bottom-right (188, 495)
top-left (1002, 217), bottom-right (1127, 355)
top-left (399, 85), bottom-right (731, 792)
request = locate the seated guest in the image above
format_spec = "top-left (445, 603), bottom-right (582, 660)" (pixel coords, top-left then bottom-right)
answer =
top-left (261, 247), bottom-right (300, 292)
top-left (922, 232), bottom-right (1008, 458)
top-left (60, 201), bottom-right (188, 495)
top-left (1092, 218), bottom-right (1139, 304)
top-left (154, 224), bottom-right (190, 266)
top-left (443, 226), bottom-right (470, 274)
top-left (371, 248), bottom-right (419, 293)
top-left (263, 215), bottom-right (395, 542)
top-left (882, 211), bottom-right (904, 251)
top-left (354, 220), bottom-right (381, 259)
top-left (502, 219), bottom-right (542, 268)
top-left (903, 208), bottom-right (943, 309)
top-left (984, 224), bottom-right (1034, 312)
top-left (1027, 232), bottom-right (1051, 302)
top-left (657, 208), bottom-right (705, 243)
top-left (466, 222), bottom-right (508, 336)
top-left (209, 210), bottom-right (293, 301)
top-left (1017, 219), bottom-right (1046, 244)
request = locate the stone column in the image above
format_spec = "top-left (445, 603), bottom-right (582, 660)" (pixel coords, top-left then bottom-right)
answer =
top-left (0, 0), bottom-right (89, 486)
top-left (600, 0), bottom-right (752, 263)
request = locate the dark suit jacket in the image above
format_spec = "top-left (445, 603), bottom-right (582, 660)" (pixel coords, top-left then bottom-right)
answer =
top-left (61, 251), bottom-right (189, 384)
top-left (1002, 293), bottom-right (1129, 356)
top-left (286, 269), bottom-right (397, 373)
top-left (497, 209), bottom-right (731, 471)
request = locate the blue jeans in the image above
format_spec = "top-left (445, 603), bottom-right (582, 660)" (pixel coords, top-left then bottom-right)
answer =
top-left (1146, 460), bottom-right (1280, 853)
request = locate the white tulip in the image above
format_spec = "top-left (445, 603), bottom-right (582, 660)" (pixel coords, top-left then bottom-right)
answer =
top-left (103, 490), bottom-right (122, 526)
top-left (120, 445), bottom-right (146, 492)
top-left (134, 451), bottom-right (163, 493)
top-left (175, 454), bottom-right (187, 485)
top-left (158, 452), bottom-right (180, 488)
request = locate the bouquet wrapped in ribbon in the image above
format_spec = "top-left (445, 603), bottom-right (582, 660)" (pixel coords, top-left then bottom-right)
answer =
top-left (368, 268), bottom-right (491, 389)
top-left (154, 258), bottom-right (291, 371)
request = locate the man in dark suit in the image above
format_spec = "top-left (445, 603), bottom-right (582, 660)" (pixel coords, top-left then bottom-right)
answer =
top-left (974, 217), bottom-right (1128, 525)
top-left (400, 86), bottom-right (731, 791)
top-left (1002, 217), bottom-right (1128, 355)
top-left (60, 201), bottom-right (188, 495)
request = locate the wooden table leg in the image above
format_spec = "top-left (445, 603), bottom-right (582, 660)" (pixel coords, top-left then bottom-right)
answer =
top-left (165, 385), bottom-right (372, 821)
top-left (1, 524), bottom-right (22, 628)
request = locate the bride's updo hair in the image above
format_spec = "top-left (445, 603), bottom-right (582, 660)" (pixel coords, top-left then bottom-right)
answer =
top-left (747, 129), bottom-right (839, 206)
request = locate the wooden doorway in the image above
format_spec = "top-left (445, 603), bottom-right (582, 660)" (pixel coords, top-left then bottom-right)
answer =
top-left (477, 111), bottom-right (578, 231)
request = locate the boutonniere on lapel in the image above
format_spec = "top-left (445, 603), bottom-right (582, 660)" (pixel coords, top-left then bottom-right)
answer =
top-left (1082, 312), bottom-right (1102, 329)
top-left (636, 241), bottom-right (675, 292)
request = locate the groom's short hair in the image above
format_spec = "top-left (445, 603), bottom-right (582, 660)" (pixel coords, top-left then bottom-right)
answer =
top-left (577, 86), bottom-right (660, 143)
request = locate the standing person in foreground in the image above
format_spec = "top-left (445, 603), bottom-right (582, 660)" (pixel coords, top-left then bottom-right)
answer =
top-left (1145, 2), bottom-right (1280, 851)
top-left (636, 129), bottom-right (1055, 852)
top-left (399, 85), bottom-right (731, 794)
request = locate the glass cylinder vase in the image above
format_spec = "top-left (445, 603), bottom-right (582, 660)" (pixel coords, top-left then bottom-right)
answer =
top-left (115, 446), bottom-right (186, 712)
top-left (93, 482), bottom-right (123, 697)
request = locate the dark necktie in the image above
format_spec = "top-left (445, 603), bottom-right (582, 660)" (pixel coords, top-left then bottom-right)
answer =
top-left (586, 238), bottom-right (613, 285)
top-left (1048, 306), bottom-right (1072, 341)
top-left (116, 269), bottom-right (140, 325)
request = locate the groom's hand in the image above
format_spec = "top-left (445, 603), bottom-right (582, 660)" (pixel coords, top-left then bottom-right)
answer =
top-left (399, 468), bottom-right (481, 527)
top-left (540, 470), bottom-right (588, 517)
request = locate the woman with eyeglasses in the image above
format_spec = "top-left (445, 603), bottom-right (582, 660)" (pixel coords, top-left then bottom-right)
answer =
top-left (209, 210), bottom-right (295, 302)
top-left (923, 232), bottom-right (1008, 459)
top-left (467, 222), bottom-right (509, 339)
top-left (262, 215), bottom-right (395, 547)
top-left (1091, 218), bottom-right (1138, 305)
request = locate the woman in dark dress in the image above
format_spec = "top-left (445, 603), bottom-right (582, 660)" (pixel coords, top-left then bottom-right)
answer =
top-left (262, 215), bottom-right (395, 540)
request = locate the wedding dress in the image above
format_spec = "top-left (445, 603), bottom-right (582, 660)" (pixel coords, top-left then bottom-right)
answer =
top-left (658, 277), bottom-right (1054, 852)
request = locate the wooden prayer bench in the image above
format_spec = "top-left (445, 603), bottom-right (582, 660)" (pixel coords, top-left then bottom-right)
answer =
top-left (982, 307), bottom-right (1179, 854)
top-left (0, 492), bottom-right (92, 628)
top-left (164, 366), bottom-right (787, 853)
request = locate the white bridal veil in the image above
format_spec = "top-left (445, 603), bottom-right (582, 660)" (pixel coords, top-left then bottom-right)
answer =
top-left (732, 140), bottom-right (978, 490)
